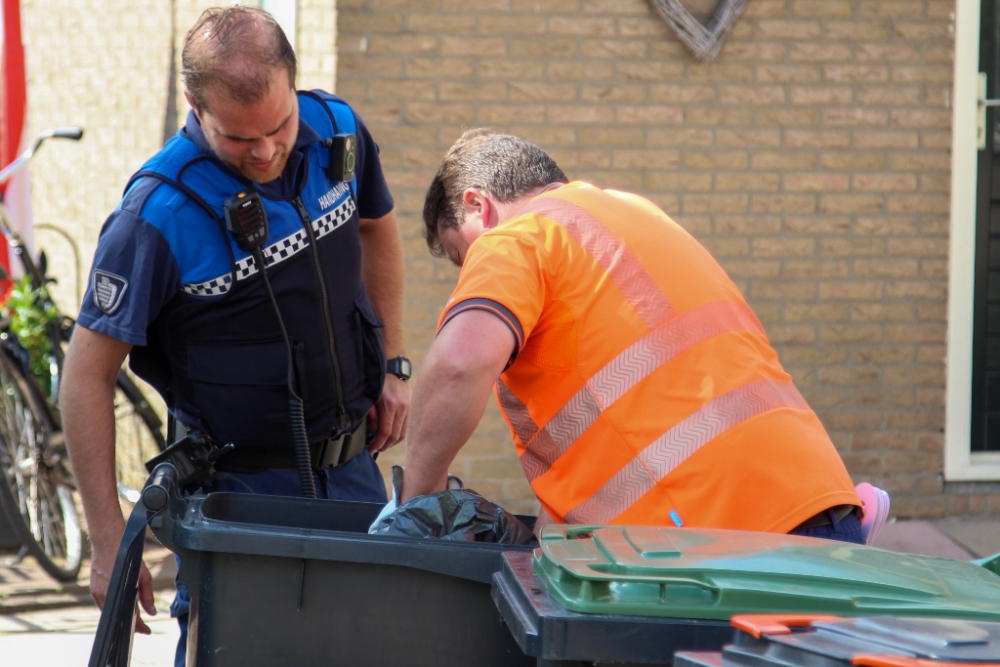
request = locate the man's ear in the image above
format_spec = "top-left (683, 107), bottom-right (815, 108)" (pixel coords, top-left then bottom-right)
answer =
top-left (462, 189), bottom-right (495, 228)
top-left (184, 90), bottom-right (202, 122)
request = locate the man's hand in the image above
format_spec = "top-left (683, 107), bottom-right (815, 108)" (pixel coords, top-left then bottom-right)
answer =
top-left (367, 374), bottom-right (410, 453)
top-left (358, 209), bottom-right (410, 454)
top-left (89, 542), bottom-right (157, 634)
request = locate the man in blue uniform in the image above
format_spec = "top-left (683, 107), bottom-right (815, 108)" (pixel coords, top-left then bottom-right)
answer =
top-left (61, 7), bottom-right (409, 664)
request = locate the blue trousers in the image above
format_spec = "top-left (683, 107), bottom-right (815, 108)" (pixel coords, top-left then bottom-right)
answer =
top-left (170, 452), bottom-right (387, 667)
top-left (788, 508), bottom-right (864, 544)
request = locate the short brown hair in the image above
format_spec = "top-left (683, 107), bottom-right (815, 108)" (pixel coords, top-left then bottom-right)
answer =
top-left (422, 129), bottom-right (567, 257)
top-left (182, 6), bottom-right (296, 112)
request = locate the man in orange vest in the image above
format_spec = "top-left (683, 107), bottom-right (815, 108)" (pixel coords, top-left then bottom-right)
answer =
top-left (391, 129), bottom-right (862, 542)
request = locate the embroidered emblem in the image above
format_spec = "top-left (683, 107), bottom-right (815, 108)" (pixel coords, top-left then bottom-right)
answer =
top-left (93, 270), bottom-right (128, 314)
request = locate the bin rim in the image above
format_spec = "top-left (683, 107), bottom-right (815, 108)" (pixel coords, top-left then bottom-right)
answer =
top-left (154, 491), bottom-right (535, 584)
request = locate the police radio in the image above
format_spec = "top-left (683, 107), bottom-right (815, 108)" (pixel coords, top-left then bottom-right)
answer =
top-left (223, 189), bottom-right (268, 251)
top-left (220, 188), bottom-right (318, 499)
top-left (325, 134), bottom-right (357, 182)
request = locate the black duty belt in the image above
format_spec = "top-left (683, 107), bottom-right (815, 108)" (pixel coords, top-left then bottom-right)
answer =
top-left (215, 420), bottom-right (369, 473)
top-left (794, 504), bottom-right (859, 530)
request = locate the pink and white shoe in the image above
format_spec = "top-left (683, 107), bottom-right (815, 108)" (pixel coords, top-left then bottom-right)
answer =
top-left (855, 482), bottom-right (890, 545)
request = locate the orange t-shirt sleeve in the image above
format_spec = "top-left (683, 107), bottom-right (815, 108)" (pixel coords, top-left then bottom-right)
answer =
top-left (438, 232), bottom-right (546, 358)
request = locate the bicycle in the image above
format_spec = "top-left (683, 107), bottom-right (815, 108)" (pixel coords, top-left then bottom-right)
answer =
top-left (0, 128), bottom-right (166, 582)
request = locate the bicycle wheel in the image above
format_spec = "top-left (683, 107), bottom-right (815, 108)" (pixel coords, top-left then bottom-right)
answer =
top-left (113, 371), bottom-right (166, 504)
top-left (0, 349), bottom-right (82, 581)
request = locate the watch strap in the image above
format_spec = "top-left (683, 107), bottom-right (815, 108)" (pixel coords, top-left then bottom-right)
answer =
top-left (386, 356), bottom-right (412, 380)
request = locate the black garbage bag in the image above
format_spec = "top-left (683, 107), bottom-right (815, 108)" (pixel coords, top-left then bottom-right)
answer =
top-left (370, 466), bottom-right (538, 546)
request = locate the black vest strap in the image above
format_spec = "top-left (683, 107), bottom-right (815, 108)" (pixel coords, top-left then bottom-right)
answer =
top-left (126, 169), bottom-right (238, 292)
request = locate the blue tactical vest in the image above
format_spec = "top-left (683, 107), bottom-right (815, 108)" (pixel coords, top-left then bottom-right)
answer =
top-left (123, 92), bottom-right (385, 448)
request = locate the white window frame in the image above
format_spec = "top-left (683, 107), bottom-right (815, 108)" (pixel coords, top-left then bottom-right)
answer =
top-left (240, 0), bottom-right (298, 51)
top-left (946, 0), bottom-right (1000, 479)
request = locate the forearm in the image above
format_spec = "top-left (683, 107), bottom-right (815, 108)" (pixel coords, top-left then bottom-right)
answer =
top-left (401, 309), bottom-right (515, 501)
top-left (359, 211), bottom-right (406, 358)
top-left (402, 351), bottom-right (494, 500)
top-left (62, 329), bottom-right (131, 551)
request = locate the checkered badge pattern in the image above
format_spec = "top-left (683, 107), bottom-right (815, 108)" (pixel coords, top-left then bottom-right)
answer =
top-left (181, 274), bottom-right (233, 297)
top-left (315, 197), bottom-right (355, 239)
top-left (180, 196), bottom-right (356, 297)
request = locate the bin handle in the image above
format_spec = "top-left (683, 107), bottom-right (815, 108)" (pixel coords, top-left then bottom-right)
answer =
top-left (851, 656), bottom-right (976, 667)
top-left (87, 497), bottom-right (155, 667)
top-left (730, 614), bottom-right (842, 639)
top-left (543, 525), bottom-right (601, 540)
top-left (975, 550), bottom-right (1000, 576)
top-left (141, 462), bottom-right (178, 512)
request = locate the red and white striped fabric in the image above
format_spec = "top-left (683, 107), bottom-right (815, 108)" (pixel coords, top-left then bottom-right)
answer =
top-left (0, 0), bottom-right (30, 283)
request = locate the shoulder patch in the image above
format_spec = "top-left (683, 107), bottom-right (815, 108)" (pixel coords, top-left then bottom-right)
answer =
top-left (93, 270), bottom-right (129, 314)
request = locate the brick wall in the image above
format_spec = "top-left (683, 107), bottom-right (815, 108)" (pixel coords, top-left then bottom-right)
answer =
top-left (339, 0), bottom-right (972, 518)
top-left (21, 0), bottom-right (174, 314)
top-left (298, 0), bottom-right (338, 91)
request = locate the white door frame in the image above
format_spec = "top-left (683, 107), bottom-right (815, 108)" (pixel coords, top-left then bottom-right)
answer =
top-left (946, 0), bottom-right (1000, 479)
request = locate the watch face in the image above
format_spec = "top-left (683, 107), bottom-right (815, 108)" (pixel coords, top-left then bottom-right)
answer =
top-left (389, 357), bottom-right (412, 379)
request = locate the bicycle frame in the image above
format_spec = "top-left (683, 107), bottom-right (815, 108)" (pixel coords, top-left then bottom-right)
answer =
top-left (0, 126), bottom-right (167, 582)
top-left (0, 127), bottom-right (83, 413)
top-left (0, 127), bottom-right (83, 185)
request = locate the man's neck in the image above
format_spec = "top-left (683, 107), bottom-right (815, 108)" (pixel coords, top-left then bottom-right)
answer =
top-left (496, 185), bottom-right (551, 224)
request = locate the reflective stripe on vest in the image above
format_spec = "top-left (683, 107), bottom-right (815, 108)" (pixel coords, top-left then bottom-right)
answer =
top-left (520, 198), bottom-right (675, 329)
top-left (496, 194), bottom-right (790, 523)
top-left (563, 379), bottom-right (809, 524)
top-left (499, 299), bottom-right (767, 482)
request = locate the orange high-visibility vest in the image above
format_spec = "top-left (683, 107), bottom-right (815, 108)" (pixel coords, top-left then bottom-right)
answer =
top-left (438, 182), bottom-right (859, 531)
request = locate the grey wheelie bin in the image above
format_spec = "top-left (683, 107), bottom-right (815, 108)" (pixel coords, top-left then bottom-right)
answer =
top-left (675, 615), bottom-right (1000, 667)
top-left (492, 525), bottom-right (1000, 666)
top-left (89, 462), bottom-right (535, 667)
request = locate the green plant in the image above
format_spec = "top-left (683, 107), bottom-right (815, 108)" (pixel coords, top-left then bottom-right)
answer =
top-left (2, 276), bottom-right (58, 394)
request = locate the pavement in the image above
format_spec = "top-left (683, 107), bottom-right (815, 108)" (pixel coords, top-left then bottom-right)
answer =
top-left (872, 518), bottom-right (1000, 559)
top-left (0, 542), bottom-right (178, 667)
top-left (0, 543), bottom-right (177, 615)
top-left (0, 519), bottom-right (996, 667)
top-left (0, 593), bottom-right (180, 667)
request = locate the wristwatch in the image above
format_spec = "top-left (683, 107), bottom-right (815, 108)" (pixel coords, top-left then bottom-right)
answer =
top-left (386, 356), bottom-right (412, 381)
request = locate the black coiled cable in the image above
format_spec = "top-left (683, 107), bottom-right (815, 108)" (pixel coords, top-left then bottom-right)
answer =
top-left (288, 397), bottom-right (314, 496)
top-left (252, 248), bottom-right (317, 499)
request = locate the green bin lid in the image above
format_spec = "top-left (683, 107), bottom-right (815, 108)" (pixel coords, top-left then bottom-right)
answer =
top-left (534, 525), bottom-right (1000, 621)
